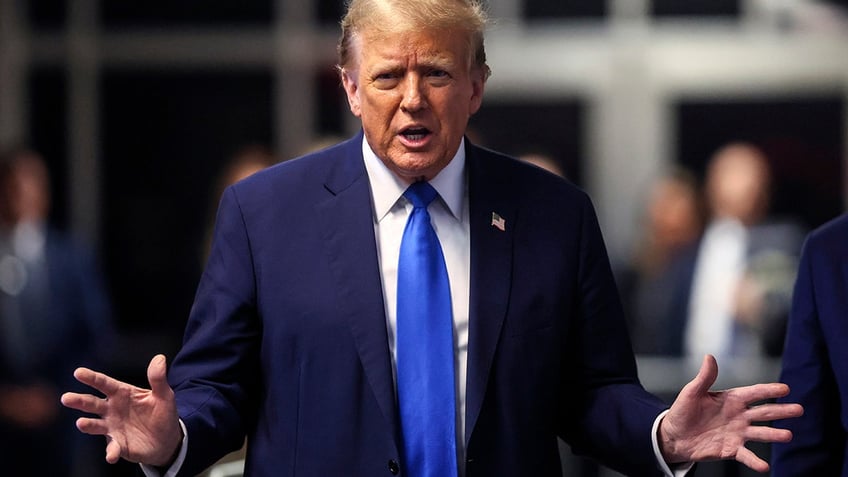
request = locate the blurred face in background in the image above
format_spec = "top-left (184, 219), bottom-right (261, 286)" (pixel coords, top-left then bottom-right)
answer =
top-left (647, 175), bottom-right (701, 250)
top-left (0, 152), bottom-right (50, 227)
top-left (706, 144), bottom-right (771, 226)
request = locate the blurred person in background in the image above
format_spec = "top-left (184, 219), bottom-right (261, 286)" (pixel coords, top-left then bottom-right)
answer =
top-left (202, 144), bottom-right (277, 263)
top-left (519, 151), bottom-right (565, 178)
top-left (772, 213), bottom-right (848, 475)
top-left (0, 147), bottom-right (113, 476)
top-left (617, 168), bottom-right (704, 355)
top-left (682, 142), bottom-right (804, 365)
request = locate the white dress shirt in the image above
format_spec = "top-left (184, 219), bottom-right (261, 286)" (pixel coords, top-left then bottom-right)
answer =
top-left (362, 137), bottom-right (471, 472)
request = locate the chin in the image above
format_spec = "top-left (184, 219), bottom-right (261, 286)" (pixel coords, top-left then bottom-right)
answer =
top-left (384, 153), bottom-right (433, 173)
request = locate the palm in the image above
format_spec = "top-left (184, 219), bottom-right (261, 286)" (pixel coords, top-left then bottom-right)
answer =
top-left (61, 354), bottom-right (182, 466)
top-left (659, 355), bottom-right (803, 473)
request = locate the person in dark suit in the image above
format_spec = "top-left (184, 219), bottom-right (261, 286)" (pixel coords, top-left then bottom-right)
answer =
top-left (616, 168), bottom-right (704, 355)
top-left (772, 214), bottom-right (848, 475)
top-left (0, 147), bottom-right (113, 476)
top-left (61, 1), bottom-right (802, 476)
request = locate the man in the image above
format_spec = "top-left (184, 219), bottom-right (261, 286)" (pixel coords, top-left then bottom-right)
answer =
top-left (772, 214), bottom-right (848, 475)
top-left (0, 148), bottom-right (113, 475)
top-left (61, 1), bottom-right (802, 476)
top-left (644, 143), bottom-right (804, 361)
top-left (617, 168), bottom-right (703, 355)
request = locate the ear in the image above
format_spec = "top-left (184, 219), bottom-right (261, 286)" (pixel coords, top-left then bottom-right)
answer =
top-left (341, 69), bottom-right (362, 118)
top-left (468, 68), bottom-right (486, 116)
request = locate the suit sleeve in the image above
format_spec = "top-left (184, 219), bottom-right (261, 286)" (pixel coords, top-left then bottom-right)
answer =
top-left (167, 186), bottom-right (263, 476)
top-left (772, 235), bottom-right (844, 475)
top-left (558, 192), bottom-right (669, 475)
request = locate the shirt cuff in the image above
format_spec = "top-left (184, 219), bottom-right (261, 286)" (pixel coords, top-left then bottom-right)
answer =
top-left (140, 419), bottom-right (188, 477)
top-left (652, 409), bottom-right (695, 477)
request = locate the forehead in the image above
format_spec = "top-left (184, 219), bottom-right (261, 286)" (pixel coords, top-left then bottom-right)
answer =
top-left (354, 28), bottom-right (470, 66)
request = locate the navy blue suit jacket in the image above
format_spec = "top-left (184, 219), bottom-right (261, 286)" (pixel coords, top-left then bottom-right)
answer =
top-left (168, 134), bottom-right (669, 476)
top-left (773, 214), bottom-right (848, 475)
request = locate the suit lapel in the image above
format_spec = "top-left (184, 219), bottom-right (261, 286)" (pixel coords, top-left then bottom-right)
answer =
top-left (464, 144), bottom-right (516, 446)
top-left (315, 136), bottom-right (399, 444)
top-left (312, 138), bottom-right (517, 449)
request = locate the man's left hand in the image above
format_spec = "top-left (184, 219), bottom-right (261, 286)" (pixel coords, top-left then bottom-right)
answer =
top-left (658, 354), bottom-right (803, 473)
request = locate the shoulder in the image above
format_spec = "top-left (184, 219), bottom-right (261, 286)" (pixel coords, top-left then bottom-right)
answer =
top-left (44, 227), bottom-right (101, 272)
top-left (249, 136), bottom-right (360, 186)
top-left (45, 227), bottom-right (87, 255)
top-left (466, 141), bottom-right (589, 206)
top-left (228, 135), bottom-right (362, 205)
top-left (800, 214), bottom-right (848, 266)
top-left (464, 142), bottom-right (601, 252)
top-left (801, 215), bottom-right (848, 274)
top-left (809, 213), bottom-right (848, 243)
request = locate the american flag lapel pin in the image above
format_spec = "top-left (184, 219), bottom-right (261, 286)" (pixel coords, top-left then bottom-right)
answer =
top-left (491, 212), bottom-right (506, 231)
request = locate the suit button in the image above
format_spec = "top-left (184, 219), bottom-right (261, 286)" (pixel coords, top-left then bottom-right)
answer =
top-left (388, 459), bottom-right (400, 475)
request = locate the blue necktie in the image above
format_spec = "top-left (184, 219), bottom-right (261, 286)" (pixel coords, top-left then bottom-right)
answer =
top-left (396, 181), bottom-right (458, 477)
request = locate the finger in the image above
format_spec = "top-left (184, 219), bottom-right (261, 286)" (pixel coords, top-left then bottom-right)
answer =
top-left (73, 367), bottom-right (127, 397)
top-left (147, 354), bottom-right (172, 399)
top-left (745, 425), bottom-right (793, 444)
top-left (61, 392), bottom-right (108, 415)
top-left (61, 392), bottom-right (89, 411)
top-left (728, 382), bottom-right (791, 404)
top-left (746, 402), bottom-right (804, 422)
top-left (685, 354), bottom-right (719, 396)
top-left (105, 437), bottom-right (122, 464)
top-left (735, 445), bottom-right (769, 473)
top-left (76, 417), bottom-right (110, 436)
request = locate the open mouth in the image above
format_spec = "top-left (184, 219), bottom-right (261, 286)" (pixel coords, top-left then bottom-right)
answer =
top-left (400, 127), bottom-right (432, 142)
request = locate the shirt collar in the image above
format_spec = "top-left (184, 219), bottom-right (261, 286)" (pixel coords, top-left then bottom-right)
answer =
top-left (362, 136), bottom-right (466, 222)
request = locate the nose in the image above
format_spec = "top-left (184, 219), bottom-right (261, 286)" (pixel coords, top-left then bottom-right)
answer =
top-left (400, 75), bottom-right (427, 113)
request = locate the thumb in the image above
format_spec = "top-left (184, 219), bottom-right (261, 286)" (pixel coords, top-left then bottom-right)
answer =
top-left (687, 354), bottom-right (719, 396)
top-left (147, 354), bottom-right (171, 397)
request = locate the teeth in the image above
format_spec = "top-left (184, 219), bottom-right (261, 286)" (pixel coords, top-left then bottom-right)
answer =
top-left (402, 128), bottom-right (429, 141)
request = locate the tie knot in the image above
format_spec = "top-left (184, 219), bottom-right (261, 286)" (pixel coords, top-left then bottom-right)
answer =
top-left (404, 181), bottom-right (437, 209)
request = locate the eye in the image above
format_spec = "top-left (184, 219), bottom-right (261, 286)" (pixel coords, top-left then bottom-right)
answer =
top-left (371, 71), bottom-right (400, 89)
top-left (426, 69), bottom-right (451, 86)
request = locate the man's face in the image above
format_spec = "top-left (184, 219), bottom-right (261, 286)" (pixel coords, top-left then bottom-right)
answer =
top-left (0, 157), bottom-right (50, 225)
top-left (341, 28), bottom-right (485, 183)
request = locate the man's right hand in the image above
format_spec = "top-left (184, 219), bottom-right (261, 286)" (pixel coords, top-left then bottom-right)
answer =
top-left (61, 354), bottom-right (183, 467)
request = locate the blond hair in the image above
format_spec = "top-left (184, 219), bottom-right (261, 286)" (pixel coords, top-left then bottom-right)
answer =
top-left (337, 0), bottom-right (490, 78)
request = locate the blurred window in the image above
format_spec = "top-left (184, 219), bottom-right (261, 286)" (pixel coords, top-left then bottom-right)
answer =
top-left (317, 0), bottom-right (346, 25)
top-left (469, 99), bottom-right (584, 184)
top-left (524, 0), bottom-right (607, 20)
top-left (675, 96), bottom-right (844, 229)
top-left (100, 0), bottom-right (273, 28)
top-left (314, 67), bottom-right (347, 136)
top-left (28, 67), bottom-right (68, 228)
top-left (27, 0), bottom-right (66, 30)
top-left (651, 0), bottom-right (740, 18)
top-left (100, 70), bottom-right (273, 332)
